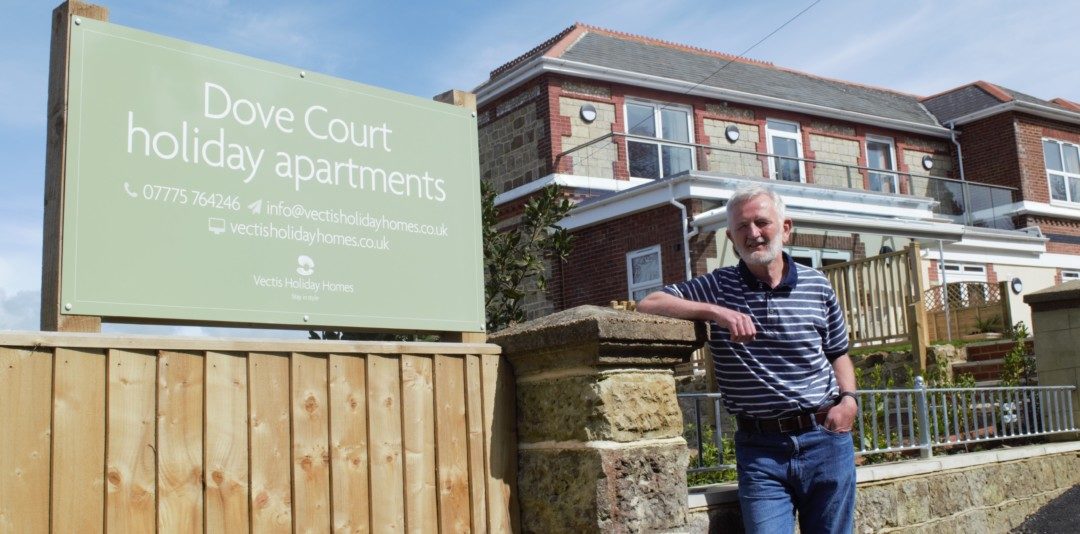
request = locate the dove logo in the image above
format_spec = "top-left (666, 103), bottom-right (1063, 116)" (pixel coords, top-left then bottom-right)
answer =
top-left (296, 255), bottom-right (315, 276)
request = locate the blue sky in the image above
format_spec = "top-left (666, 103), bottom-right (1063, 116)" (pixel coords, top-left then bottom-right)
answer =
top-left (2, 0), bottom-right (1078, 333)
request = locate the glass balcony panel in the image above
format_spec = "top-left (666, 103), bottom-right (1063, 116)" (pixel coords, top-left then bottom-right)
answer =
top-left (662, 145), bottom-right (693, 176)
top-left (870, 171), bottom-right (898, 193)
top-left (628, 140), bottom-right (660, 179)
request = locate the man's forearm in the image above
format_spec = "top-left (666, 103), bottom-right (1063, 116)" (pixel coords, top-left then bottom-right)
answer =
top-left (637, 291), bottom-right (715, 321)
top-left (831, 354), bottom-right (857, 392)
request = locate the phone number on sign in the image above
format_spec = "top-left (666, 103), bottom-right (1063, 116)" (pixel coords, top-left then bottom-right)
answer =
top-left (135, 184), bottom-right (240, 211)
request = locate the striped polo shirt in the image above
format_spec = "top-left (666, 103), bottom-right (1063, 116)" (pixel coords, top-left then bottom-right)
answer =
top-left (663, 253), bottom-right (849, 417)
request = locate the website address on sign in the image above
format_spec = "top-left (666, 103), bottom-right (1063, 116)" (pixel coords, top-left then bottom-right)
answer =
top-left (259, 200), bottom-right (449, 237)
top-left (228, 221), bottom-right (391, 250)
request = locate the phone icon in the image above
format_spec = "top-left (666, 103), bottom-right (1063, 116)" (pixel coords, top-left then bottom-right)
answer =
top-left (123, 182), bottom-right (138, 198)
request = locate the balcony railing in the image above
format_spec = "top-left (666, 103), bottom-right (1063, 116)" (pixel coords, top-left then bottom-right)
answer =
top-left (556, 132), bottom-right (1019, 230)
top-left (679, 381), bottom-right (1077, 485)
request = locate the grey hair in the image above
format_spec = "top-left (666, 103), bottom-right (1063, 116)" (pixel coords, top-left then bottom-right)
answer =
top-left (726, 182), bottom-right (786, 222)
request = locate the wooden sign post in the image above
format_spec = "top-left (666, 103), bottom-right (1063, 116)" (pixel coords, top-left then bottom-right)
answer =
top-left (42, 0), bottom-right (108, 332)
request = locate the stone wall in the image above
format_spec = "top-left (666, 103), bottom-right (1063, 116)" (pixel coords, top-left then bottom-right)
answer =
top-left (702, 118), bottom-right (760, 176)
top-left (809, 134), bottom-right (861, 188)
top-left (558, 96), bottom-right (617, 178)
top-left (478, 85), bottom-right (549, 194)
top-left (687, 443), bottom-right (1080, 533)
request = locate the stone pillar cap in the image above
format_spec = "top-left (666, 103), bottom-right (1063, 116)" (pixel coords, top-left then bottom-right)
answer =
top-left (489, 305), bottom-right (705, 371)
top-left (1024, 280), bottom-right (1080, 307)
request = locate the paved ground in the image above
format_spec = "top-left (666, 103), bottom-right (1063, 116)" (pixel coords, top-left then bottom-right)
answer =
top-left (1012, 485), bottom-right (1080, 533)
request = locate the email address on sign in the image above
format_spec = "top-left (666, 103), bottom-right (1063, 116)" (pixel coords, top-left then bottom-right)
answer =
top-left (260, 201), bottom-right (449, 237)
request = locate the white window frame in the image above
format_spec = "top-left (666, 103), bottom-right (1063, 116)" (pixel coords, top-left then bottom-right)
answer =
top-left (866, 135), bottom-right (899, 193)
top-left (765, 119), bottom-right (806, 182)
top-left (1043, 138), bottom-right (1080, 205)
top-left (938, 262), bottom-right (988, 307)
top-left (624, 99), bottom-right (696, 180)
top-left (1062, 270), bottom-right (1079, 281)
top-left (627, 245), bottom-right (663, 301)
top-left (786, 247), bottom-right (851, 269)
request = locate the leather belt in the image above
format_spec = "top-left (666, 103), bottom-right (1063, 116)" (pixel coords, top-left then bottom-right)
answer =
top-left (737, 409), bottom-right (829, 434)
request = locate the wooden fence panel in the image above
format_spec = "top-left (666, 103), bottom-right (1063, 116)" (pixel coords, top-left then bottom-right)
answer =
top-left (51, 348), bottom-right (106, 534)
top-left (157, 351), bottom-right (204, 533)
top-left (291, 353), bottom-right (332, 533)
top-left (481, 353), bottom-right (518, 533)
top-left (106, 349), bottom-right (157, 533)
top-left (204, 352), bottom-right (249, 533)
top-left (329, 354), bottom-right (370, 534)
top-left (435, 355), bottom-right (470, 533)
top-left (401, 355), bottom-right (438, 533)
top-left (465, 355), bottom-right (488, 533)
top-left (367, 355), bottom-right (405, 533)
top-left (248, 353), bottom-right (292, 533)
top-left (0, 347), bottom-right (52, 534)
top-left (0, 337), bottom-right (508, 534)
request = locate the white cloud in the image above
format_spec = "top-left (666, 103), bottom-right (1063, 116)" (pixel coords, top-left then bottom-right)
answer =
top-left (0, 289), bottom-right (40, 331)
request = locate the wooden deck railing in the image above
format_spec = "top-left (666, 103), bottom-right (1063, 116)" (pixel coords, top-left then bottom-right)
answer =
top-left (0, 332), bottom-right (516, 533)
top-left (823, 244), bottom-right (927, 353)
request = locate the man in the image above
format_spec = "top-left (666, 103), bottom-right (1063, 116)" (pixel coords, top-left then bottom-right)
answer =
top-left (638, 183), bottom-right (858, 533)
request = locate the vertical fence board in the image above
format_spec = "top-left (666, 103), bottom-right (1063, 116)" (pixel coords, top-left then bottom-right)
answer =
top-left (249, 353), bottom-right (292, 533)
top-left (401, 355), bottom-right (437, 533)
top-left (106, 349), bottom-right (158, 533)
top-left (0, 347), bottom-right (52, 534)
top-left (51, 348), bottom-right (106, 534)
top-left (481, 354), bottom-right (517, 533)
top-left (434, 355), bottom-right (470, 533)
top-left (157, 351), bottom-right (204, 533)
top-left (328, 354), bottom-right (369, 534)
top-left (464, 355), bottom-right (488, 534)
top-left (291, 354), bottom-right (331, 533)
top-left (367, 355), bottom-right (405, 533)
top-left (204, 352), bottom-right (249, 533)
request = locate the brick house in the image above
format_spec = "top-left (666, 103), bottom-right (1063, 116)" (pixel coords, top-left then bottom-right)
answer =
top-left (472, 24), bottom-right (1074, 328)
top-left (922, 82), bottom-right (1080, 318)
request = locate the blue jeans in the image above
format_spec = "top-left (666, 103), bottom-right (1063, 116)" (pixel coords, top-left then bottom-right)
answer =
top-left (734, 423), bottom-right (855, 533)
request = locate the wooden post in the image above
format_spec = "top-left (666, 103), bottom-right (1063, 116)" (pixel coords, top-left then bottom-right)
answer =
top-left (434, 89), bottom-right (485, 343)
top-left (42, 1), bottom-right (108, 332)
top-left (907, 243), bottom-right (929, 373)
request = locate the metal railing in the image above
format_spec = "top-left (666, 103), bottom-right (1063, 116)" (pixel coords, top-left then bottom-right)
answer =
top-left (679, 381), bottom-right (1077, 482)
top-left (557, 132), bottom-right (1019, 229)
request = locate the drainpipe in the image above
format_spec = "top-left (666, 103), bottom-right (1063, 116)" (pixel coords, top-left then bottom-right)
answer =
top-left (668, 183), bottom-right (696, 281)
top-left (938, 239), bottom-right (953, 341)
top-left (948, 121), bottom-right (973, 226)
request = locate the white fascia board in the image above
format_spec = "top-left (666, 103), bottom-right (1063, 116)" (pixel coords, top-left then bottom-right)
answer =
top-left (559, 178), bottom-right (694, 230)
top-left (1037, 252), bottom-right (1080, 270)
top-left (949, 100), bottom-right (1080, 127)
top-left (932, 250), bottom-right (1053, 269)
top-left (682, 174), bottom-right (938, 215)
top-left (476, 57), bottom-right (951, 138)
top-left (493, 173), bottom-right (652, 207)
top-left (1009, 200), bottom-right (1080, 221)
top-left (946, 235), bottom-right (1046, 255)
top-left (693, 206), bottom-right (963, 241)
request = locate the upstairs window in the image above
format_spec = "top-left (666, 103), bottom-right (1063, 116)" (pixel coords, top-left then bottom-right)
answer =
top-left (627, 245), bottom-right (663, 301)
top-left (625, 101), bottom-right (694, 179)
top-left (866, 135), bottom-right (898, 193)
top-left (765, 119), bottom-right (805, 182)
top-left (1044, 138), bottom-right (1080, 203)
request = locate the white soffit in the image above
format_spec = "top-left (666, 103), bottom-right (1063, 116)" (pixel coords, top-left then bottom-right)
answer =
top-left (493, 174), bottom-right (652, 206)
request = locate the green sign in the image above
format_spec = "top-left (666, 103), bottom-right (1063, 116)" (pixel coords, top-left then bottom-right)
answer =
top-left (62, 18), bottom-right (484, 332)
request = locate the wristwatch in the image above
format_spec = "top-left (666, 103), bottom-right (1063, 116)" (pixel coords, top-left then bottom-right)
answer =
top-left (837, 391), bottom-right (858, 406)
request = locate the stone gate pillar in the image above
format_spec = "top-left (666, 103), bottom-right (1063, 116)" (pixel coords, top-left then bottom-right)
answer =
top-left (489, 305), bottom-right (705, 533)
